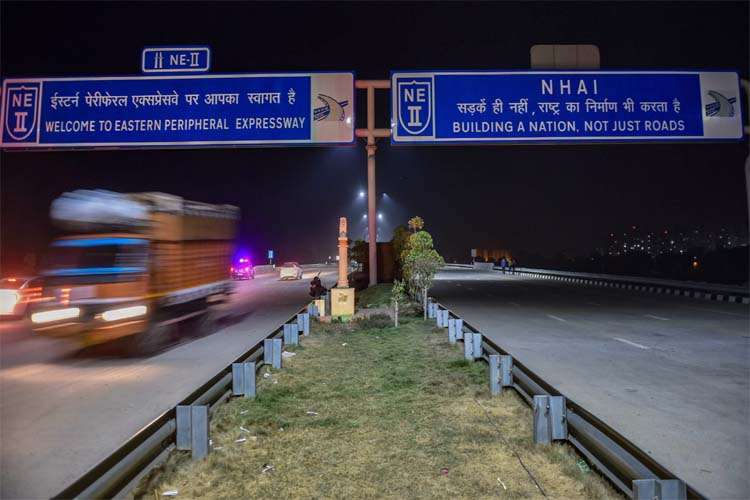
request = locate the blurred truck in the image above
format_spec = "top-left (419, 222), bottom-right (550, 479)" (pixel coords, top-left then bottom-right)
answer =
top-left (29, 190), bottom-right (238, 353)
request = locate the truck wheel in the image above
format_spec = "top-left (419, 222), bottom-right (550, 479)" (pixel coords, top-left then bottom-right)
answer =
top-left (125, 321), bottom-right (172, 356)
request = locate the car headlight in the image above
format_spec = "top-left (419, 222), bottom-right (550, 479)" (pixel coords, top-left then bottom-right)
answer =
top-left (31, 307), bottom-right (80, 324)
top-left (101, 305), bottom-right (148, 322)
top-left (0, 290), bottom-right (20, 315)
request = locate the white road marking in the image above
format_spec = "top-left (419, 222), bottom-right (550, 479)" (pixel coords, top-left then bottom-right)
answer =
top-left (547, 314), bottom-right (567, 323)
top-left (645, 314), bottom-right (669, 321)
top-left (614, 337), bottom-right (649, 350)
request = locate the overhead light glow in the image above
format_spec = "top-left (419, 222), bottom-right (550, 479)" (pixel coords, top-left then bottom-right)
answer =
top-left (31, 307), bottom-right (80, 324)
top-left (358, 191), bottom-right (365, 198)
top-left (101, 305), bottom-right (148, 322)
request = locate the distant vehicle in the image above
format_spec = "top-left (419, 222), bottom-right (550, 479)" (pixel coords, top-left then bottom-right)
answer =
top-left (28, 190), bottom-right (238, 353)
top-left (0, 276), bottom-right (42, 318)
top-left (279, 261), bottom-right (303, 280)
top-left (231, 258), bottom-right (255, 280)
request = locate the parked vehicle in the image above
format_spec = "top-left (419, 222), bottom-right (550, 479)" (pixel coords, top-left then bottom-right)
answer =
top-left (28, 190), bottom-right (238, 352)
top-left (279, 261), bottom-right (303, 280)
top-left (0, 276), bottom-right (42, 318)
top-left (231, 258), bottom-right (255, 280)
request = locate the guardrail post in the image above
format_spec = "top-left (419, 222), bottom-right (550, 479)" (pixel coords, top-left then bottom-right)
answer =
top-left (283, 323), bottom-right (299, 345)
top-left (500, 355), bottom-right (513, 387)
top-left (232, 362), bottom-right (256, 398)
top-left (455, 318), bottom-right (464, 340)
top-left (263, 339), bottom-right (273, 364)
top-left (272, 338), bottom-right (282, 368)
top-left (533, 395), bottom-right (567, 444)
top-left (448, 318), bottom-right (456, 339)
top-left (633, 479), bottom-right (687, 500)
top-left (308, 302), bottom-right (317, 317)
top-left (298, 313), bottom-right (310, 335)
top-left (426, 300), bottom-right (435, 318)
top-left (463, 329), bottom-right (474, 360)
top-left (176, 405), bottom-right (210, 459)
top-left (442, 309), bottom-right (449, 328)
top-left (489, 354), bottom-right (501, 395)
top-left (472, 333), bottom-right (482, 358)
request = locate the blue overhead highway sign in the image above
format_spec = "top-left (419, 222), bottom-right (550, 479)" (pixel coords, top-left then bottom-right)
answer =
top-left (141, 46), bottom-right (211, 74)
top-left (391, 71), bottom-right (743, 144)
top-left (1, 72), bottom-right (354, 148)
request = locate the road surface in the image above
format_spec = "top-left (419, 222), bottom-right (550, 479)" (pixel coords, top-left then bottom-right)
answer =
top-left (432, 267), bottom-right (749, 500)
top-left (0, 266), bottom-right (336, 499)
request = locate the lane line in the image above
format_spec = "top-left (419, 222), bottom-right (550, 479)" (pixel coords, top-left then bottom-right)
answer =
top-left (547, 314), bottom-right (567, 323)
top-left (645, 314), bottom-right (670, 321)
top-left (614, 337), bottom-right (649, 349)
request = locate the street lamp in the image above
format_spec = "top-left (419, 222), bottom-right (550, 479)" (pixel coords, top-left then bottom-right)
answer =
top-left (358, 191), bottom-right (365, 199)
top-left (377, 213), bottom-right (383, 220)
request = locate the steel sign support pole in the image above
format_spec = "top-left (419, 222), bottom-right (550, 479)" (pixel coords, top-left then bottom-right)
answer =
top-left (355, 79), bottom-right (391, 288)
top-left (741, 79), bottom-right (750, 241)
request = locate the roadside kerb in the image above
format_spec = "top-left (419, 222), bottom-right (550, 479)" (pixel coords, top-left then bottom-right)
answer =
top-left (430, 299), bottom-right (704, 500)
top-left (53, 300), bottom-right (321, 499)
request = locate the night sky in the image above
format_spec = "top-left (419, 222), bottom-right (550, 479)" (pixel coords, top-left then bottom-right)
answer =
top-left (1, 1), bottom-right (748, 270)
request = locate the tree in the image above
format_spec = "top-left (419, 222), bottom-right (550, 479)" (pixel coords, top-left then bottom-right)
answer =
top-left (402, 230), bottom-right (444, 319)
top-left (408, 216), bottom-right (424, 233)
top-left (391, 279), bottom-right (407, 327)
top-left (349, 239), bottom-right (368, 272)
top-left (391, 225), bottom-right (410, 279)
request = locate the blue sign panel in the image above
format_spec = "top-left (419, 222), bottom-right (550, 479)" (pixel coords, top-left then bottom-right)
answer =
top-left (391, 71), bottom-right (743, 144)
top-left (1, 72), bottom-right (354, 148)
top-left (142, 46), bottom-right (211, 74)
top-left (268, 250), bottom-right (274, 259)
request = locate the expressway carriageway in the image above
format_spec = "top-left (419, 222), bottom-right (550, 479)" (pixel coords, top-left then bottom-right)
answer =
top-left (0, 265), bottom-right (337, 500)
top-left (432, 267), bottom-right (749, 500)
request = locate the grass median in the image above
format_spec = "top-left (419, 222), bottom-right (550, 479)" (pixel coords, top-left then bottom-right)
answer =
top-left (137, 287), bottom-right (619, 498)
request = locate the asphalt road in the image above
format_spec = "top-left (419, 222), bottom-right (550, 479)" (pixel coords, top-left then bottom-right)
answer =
top-left (432, 267), bottom-right (749, 500)
top-left (0, 266), bottom-right (336, 499)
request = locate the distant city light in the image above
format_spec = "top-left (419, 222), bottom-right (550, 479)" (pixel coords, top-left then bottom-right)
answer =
top-left (377, 213), bottom-right (383, 220)
top-left (362, 213), bottom-right (367, 219)
top-left (358, 191), bottom-right (365, 198)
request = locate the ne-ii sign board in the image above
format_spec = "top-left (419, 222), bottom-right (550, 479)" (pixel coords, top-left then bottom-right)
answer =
top-left (1, 72), bottom-right (354, 148)
top-left (391, 71), bottom-right (743, 144)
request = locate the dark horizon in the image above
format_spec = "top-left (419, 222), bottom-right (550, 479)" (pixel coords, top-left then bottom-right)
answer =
top-left (2, 1), bottom-right (748, 271)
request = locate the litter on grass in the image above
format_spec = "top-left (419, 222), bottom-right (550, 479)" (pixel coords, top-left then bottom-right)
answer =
top-left (262, 464), bottom-right (275, 474)
top-left (263, 373), bottom-right (271, 379)
top-left (282, 351), bottom-right (296, 358)
top-left (497, 478), bottom-right (507, 490)
top-left (239, 426), bottom-right (250, 433)
top-left (306, 411), bottom-right (318, 416)
top-left (161, 491), bottom-right (178, 497)
top-left (235, 438), bottom-right (247, 443)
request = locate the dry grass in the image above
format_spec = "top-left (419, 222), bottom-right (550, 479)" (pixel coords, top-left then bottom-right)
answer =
top-left (135, 313), bottom-right (620, 499)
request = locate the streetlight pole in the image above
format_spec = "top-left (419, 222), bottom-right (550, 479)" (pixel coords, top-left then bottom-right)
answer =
top-left (355, 79), bottom-right (391, 287)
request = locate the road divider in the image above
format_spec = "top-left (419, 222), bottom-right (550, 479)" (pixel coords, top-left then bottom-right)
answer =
top-left (429, 298), bottom-right (702, 500)
top-left (445, 264), bottom-right (749, 304)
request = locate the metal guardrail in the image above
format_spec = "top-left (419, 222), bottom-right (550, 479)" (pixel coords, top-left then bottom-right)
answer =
top-left (53, 302), bottom-right (314, 499)
top-left (445, 263), bottom-right (749, 303)
top-left (431, 299), bottom-right (705, 500)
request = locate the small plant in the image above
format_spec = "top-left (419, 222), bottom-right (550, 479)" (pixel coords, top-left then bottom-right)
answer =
top-left (357, 313), bottom-right (391, 330)
top-left (391, 280), bottom-right (407, 327)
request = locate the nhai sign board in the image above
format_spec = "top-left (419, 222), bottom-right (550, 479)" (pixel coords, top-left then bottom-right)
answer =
top-left (391, 71), bottom-right (743, 144)
top-left (1, 72), bottom-right (354, 149)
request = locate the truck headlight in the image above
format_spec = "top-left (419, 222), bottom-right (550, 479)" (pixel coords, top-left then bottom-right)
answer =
top-left (31, 307), bottom-right (80, 324)
top-left (101, 305), bottom-right (148, 322)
